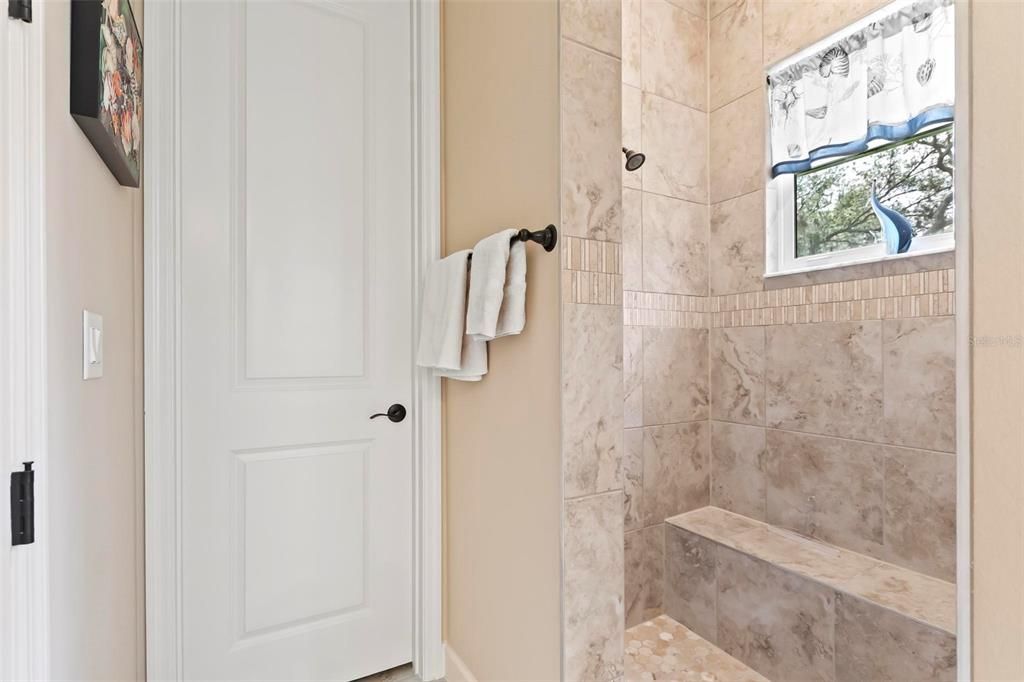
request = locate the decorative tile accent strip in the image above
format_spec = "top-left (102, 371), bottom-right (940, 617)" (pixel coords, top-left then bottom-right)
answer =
top-left (622, 290), bottom-right (708, 328)
top-left (624, 290), bottom-right (708, 313)
top-left (710, 293), bottom-right (955, 328)
top-left (624, 308), bottom-right (708, 328)
top-left (562, 236), bottom-right (623, 275)
top-left (620, 269), bottom-right (955, 328)
top-left (563, 270), bottom-right (623, 306)
top-left (711, 270), bottom-right (954, 314)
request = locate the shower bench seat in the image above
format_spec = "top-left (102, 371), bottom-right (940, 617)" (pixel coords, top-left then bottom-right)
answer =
top-left (663, 506), bottom-right (956, 682)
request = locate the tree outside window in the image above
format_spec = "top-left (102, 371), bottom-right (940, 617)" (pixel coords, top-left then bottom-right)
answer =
top-left (795, 125), bottom-right (954, 259)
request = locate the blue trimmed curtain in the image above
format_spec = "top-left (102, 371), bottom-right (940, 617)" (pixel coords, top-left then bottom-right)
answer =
top-left (767, 0), bottom-right (954, 177)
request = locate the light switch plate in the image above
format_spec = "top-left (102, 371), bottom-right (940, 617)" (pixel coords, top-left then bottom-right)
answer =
top-left (83, 310), bottom-right (103, 380)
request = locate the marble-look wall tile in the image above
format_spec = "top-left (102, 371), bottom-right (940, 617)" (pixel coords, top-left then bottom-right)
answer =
top-left (709, 0), bottom-right (762, 110)
top-left (664, 525), bottom-right (718, 640)
top-left (710, 326), bottom-right (765, 425)
top-left (884, 448), bottom-right (956, 581)
top-left (561, 0), bottom-right (621, 57)
top-left (643, 327), bottom-right (709, 424)
top-left (642, 421), bottom-right (710, 525)
top-left (711, 421), bottom-right (767, 520)
top-left (710, 0), bottom-right (736, 19)
top-left (563, 304), bottom-right (623, 498)
top-left (562, 40), bottom-right (622, 241)
top-left (765, 321), bottom-right (883, 441)
top-left (667, 0), bottom-right (708, 19)
top-left (642, 193), bottom-right (708, 296)
top-left (623, 427), bottom-right (644, 532)
top-left (710, 190), bottom-right (765, 295)
top-left (834, 593), bottom-right (956, 682)
top-left (716, 544), bottom-right (836, 682)
top-left (765, 429), bottom-right (884, 555)
top-left (623, 86), bottom-right (643, 191)
top-left (624, 325), bottom-right (644, 428)
top-left (622, 0), bottom-right (642, 87)
top-left (625, 524), bottom-right (664, 628)
top-left (883, 317), bottom-right (956, 453)
top-left (709, 90), bottom-right (764, 204)
top-left (642, 93), bottom-right (709, 203)
top-left (642, 0), bottom-right (708, 110)
top-left (622, 189), bottom-right (642, 290)
top-left (762, 0), bottom-right (890, 65)
top-left (564, 492), bottom-right (625, 682)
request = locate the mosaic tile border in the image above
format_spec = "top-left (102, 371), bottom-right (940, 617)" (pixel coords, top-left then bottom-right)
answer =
top-left (623, 291), bottom-right (708, 328)
top-left (562, 236), bottom-right (623, 305)
top-left (620, 269), bottom-right (955, 328)
top-left (712, 270), bottom-right (954, 314)
top-left (562, 235), bottom-right (623, 275)
top-left (710, 292), bottom-right (954, 328)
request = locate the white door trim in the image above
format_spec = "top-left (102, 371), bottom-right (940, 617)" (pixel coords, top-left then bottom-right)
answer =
top-left (142, 1), bottom-right (444, 679)
top-left (0, 2), bottom-right (50, 679)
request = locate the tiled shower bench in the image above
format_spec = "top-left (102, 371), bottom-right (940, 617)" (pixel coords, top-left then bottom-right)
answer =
top-left (664, 506), bottom-right (956, 682)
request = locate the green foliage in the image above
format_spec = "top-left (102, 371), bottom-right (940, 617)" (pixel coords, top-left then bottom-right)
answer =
top-left (795, 126), bottom-right (954, 258)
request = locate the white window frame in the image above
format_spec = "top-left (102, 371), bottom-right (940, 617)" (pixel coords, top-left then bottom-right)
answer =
top-left (765, 156), bottom-right (956, 278)
top-left (762, 0), bottom-right (957, 278)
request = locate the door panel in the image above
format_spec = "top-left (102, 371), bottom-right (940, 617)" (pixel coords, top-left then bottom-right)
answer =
top-left (243, 1), bottom-right (367, 381)
top-left (180, 1), bottom-right (413, 679)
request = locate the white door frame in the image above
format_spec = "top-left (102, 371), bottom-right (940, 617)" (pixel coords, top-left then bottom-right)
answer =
top-left (142, 1), bottom-right (444, 679)
top-left (0, 2), bottom-right (50, 680)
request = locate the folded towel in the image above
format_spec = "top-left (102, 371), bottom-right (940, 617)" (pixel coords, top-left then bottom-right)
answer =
top-left (415, 250), bottom-right (488, 382)
top-left (494, 239), bottom-right (526, 338)
top-left (465, 229), bottom-right (517, 341)
top-left (435, 332), bottom-right (487, 382)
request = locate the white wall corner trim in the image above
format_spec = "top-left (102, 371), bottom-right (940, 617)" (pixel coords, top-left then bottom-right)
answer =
top-left (443, 644), bottom-right (479, 682)
top-left (0, 3), bottom-right (50, 680)
top-left (143, 1), bottom-right (444, 680)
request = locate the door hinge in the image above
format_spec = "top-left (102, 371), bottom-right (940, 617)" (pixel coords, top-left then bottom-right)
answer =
top-left (10, 462), bottom-right (35, 546)
top-left (8, 0), bottom-right (31, 23)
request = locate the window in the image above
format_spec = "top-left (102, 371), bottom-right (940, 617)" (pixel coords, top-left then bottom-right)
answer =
top-left (764, 0), bottom-right (956, 276)
top-left (794, 125), bottom-right (954, 259)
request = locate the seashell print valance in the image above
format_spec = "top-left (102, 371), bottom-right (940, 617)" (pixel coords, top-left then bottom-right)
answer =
top-left (767, 0), bottom-right (954, 177)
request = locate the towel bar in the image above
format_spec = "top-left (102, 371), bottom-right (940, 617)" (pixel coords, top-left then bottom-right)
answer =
top-left (468, 225), bottom-right (558, 261)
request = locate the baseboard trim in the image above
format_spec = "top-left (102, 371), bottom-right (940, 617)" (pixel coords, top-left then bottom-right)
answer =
top-left (443, 643), bottom-right (477, 682)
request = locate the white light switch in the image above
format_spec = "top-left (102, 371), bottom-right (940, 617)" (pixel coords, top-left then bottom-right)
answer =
top-left (83, 310), bottom-right (103, 380)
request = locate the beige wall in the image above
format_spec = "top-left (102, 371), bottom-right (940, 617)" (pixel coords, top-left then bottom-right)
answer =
top-left (970, 1), bottom-right (1024, 679)
top-left (43, 0), bottom-right (145, 678)
top-left (442, 1), bottom-right (562, 679)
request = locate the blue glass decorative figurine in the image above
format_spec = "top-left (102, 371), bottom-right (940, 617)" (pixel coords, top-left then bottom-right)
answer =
top-left (870, 190), bottom-right (914, 255)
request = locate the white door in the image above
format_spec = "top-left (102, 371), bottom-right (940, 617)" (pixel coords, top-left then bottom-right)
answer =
top-left (179, 1), bottom-right (413, 679)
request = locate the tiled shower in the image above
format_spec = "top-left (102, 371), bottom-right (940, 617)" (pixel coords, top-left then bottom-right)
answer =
top-left (558, 0), bottom-right (958, 680)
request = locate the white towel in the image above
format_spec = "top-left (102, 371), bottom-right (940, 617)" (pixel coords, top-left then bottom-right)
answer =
top-left (435, 332), bottom-right (487, 382)
top-left (494, 240), bottom-right (526, 338)
top-left (415, 250), bottom-right (488, 381)
top-left (465, 229), bottom-right (516, 340)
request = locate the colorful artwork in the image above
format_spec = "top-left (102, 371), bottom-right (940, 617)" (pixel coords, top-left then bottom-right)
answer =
top-left (99, 0), bottom-right (142, 179)
top-left (70, 0), bottom-right (143, 187)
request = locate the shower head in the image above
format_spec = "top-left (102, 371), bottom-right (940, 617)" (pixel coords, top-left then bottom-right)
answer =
top-left (622, 147), bottom-right (645, 172)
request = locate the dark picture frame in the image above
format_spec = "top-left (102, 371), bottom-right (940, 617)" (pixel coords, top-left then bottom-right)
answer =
top-left (70, 0), bottom-right (143, 188)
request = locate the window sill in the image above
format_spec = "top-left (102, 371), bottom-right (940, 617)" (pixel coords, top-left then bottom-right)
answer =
top-left (764, 244), bottom-right (955, 279)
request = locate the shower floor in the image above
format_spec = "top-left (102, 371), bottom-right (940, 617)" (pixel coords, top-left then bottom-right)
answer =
top-left (625, 615), bottom-right (767, 682)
